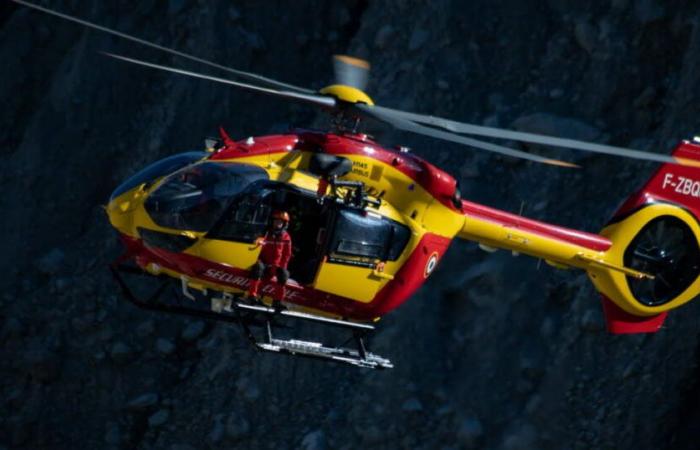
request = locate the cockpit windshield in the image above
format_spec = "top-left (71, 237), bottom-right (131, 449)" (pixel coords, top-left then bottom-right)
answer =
top-left (144, 162), bottom-right (268, 232)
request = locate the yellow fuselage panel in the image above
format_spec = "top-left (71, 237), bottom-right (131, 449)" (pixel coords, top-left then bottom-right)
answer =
top-left (197, 239), bottom-right (261, 271)
top-left (313, 263), bottom-right (386, 303)
top-left (422, 198), bottom-right (466, 239)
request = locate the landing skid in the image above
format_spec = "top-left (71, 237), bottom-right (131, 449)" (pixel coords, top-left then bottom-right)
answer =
top-left (110, 262), bottom-right (393, 370)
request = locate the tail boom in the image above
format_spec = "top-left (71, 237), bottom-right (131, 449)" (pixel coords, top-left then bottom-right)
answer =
top-left (458, 200), bottom-right (652, 286)
top-left (459, 200), bottom-right (616, 272)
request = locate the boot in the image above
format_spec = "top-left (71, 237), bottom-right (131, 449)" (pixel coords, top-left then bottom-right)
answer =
top-left (246, 279), bottom-right (261, 304)
top-left (272, 284), bottom-right (286, 312)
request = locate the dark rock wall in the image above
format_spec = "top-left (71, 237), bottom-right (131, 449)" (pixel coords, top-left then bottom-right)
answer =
top-left (2, 1), bottom-right (699, 449)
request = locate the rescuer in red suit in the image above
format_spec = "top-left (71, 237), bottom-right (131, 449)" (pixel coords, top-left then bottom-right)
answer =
top-left (246, 210), bottom-right (292, 309)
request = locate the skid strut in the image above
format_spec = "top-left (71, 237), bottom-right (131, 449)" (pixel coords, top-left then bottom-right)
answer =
top-left (110, 262), bottom-right (393, 369)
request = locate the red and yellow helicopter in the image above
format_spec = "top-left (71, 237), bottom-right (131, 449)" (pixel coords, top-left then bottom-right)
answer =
top-left (17, 1), bottom-right (700, 369)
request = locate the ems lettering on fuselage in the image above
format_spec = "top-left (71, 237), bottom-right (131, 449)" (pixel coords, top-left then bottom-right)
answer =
top-left (352, 161), bottom-right (370, 177)
top-left (203, 268), bottom-right (301, 300)
top-left (204, 268), bottom-right (249, 288)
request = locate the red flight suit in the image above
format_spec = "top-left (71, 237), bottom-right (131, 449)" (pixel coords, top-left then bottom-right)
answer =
top-left (247, 230), bottom-right (292, 303)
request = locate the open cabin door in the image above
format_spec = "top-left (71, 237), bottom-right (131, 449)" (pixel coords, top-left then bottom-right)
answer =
top-left (200, 183), bottom-right (329, 285)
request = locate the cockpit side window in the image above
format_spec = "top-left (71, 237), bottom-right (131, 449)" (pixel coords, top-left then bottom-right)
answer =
top-left (144, 162), bottom-right (268, 232)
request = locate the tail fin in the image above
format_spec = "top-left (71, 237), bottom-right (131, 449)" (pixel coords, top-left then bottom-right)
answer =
top-left (592, 140), bottom-right (700, 333)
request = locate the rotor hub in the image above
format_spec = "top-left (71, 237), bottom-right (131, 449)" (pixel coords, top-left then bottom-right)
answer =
top-left (319, 84), bottom-right (374, 106)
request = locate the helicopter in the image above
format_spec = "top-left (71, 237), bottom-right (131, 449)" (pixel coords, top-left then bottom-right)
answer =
top-left (15, 0), bottom-right (700, 369)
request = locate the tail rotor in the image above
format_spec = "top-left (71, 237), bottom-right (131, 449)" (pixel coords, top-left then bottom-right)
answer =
top-left (624, 216), bottom-right (700, 307)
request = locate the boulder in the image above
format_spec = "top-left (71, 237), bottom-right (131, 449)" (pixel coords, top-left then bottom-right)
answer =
top-left (301, 430), bottom-right (326, 450)
top-left (181, 321), bottom-right (206, 342)
top-left (148, 409), bottom-right (170, 428)
top-left (155, 338), bottom-right (176, 356)
top-left (110, 342), bottom-right (135, 364)
top-left (36, 248), bottom-right (65, 275)
top-left (456, 415), bottom-right (484, 448)
top-left (225, 413), bottom-right (251, 440)
top-left (126, 393), bottom-right (159, 411)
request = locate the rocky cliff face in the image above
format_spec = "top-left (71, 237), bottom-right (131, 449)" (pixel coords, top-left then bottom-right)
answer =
top-left (2, 1), bottom-right (700, 449)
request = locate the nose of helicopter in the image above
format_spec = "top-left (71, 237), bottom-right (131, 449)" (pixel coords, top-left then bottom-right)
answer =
top-left (106, 187), bottom-right (144, 237)
top-left (106, 151), bottom-right (210, 236)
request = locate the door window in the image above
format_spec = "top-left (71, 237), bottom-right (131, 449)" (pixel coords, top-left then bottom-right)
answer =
top-left (208, 188), bottom-right (274, 243)
top-left (328, 208), bottom-right (411, 262)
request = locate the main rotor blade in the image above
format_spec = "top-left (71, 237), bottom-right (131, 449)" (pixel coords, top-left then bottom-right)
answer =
top-left (355, 104), bottom-right (578, 168)
top-left (367, 104), bottom-right (698, 167)
top-left (333, 55), bottom-right (370, 91)
top-left (11, 0), bottom-right (315, 94)
top-left (102, 52), bottom-right (336, 108)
